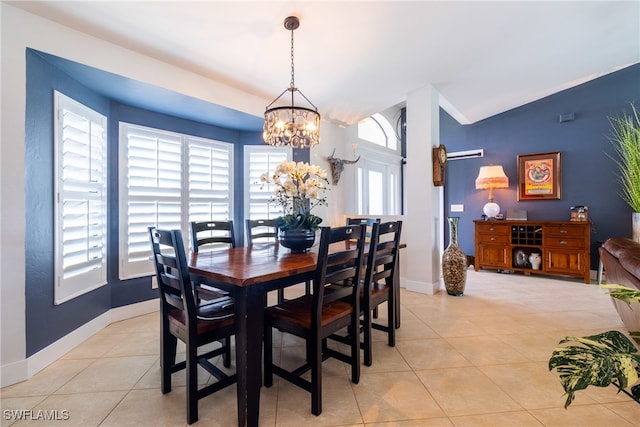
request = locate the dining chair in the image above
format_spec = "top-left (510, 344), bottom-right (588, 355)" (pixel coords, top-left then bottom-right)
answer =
top-left (346, 217), bottom-right (381, 240)
top-left (191, 220), bottom-right (237, 251)
top-left (346, 217), bottom-right (381, 316)
top-left (245, 218), bottom-right (277, 246)
top-left (148, 227), bottom-right (237, 425)
top-left (263, 224), bottom-right (366, 416)
top-left (360, 220), bottom-right (403, 366)
top-left (246, 218), bottom-right (311, 303)
top-left (190, 220), bottom-right (236, 300)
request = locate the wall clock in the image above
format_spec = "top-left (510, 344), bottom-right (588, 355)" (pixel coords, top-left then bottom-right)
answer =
top-left (432, 144), bottom-right (447, 186)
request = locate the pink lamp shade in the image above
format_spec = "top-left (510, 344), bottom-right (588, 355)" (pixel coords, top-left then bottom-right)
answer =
top-left (475, 165), bottom-right (509, 218)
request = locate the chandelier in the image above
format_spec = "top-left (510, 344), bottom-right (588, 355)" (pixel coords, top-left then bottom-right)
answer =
top-left (263, 16), bottom-right (320, 148)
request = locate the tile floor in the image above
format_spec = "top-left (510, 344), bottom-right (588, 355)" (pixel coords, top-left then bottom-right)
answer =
top-left (2, 270), bottom-right (640, 426)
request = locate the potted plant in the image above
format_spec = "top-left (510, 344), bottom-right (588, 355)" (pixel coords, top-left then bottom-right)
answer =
top-left (260, 160), bottom-right (329, 252)
top-left (549, 284), bottom-right (640, 408)
top-left (607, 103), bottom-right (640, 241)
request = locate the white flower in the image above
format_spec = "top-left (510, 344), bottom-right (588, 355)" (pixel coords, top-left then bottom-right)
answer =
top-left (259, 160), bottom-right (329, 218)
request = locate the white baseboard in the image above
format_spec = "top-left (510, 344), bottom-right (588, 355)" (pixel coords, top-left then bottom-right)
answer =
top-left (110, 299), bottom-right (157, 323)
top-left (1, 299), bottom-right (158, 388)
top-left (403, 277), bottom-right (440, 295)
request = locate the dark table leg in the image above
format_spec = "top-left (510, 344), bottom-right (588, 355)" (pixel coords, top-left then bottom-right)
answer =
top-left (234, 286), bottom-right (265, 427)
top-left (394, 253), bottom-right (401, 329)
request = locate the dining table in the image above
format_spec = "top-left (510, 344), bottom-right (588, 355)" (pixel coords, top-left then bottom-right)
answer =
top-left (188, 240), bottom-right (404, 427)
top-left (189, 243), bottom-right (317, 427)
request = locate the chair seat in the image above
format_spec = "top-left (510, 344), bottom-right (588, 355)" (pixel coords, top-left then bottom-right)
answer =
top-left (168, 297), bottom-right (235, 335)
top-left (363, 281), bottom-right (390, 305)
top-left (265, 294), bottom-right (354, 329)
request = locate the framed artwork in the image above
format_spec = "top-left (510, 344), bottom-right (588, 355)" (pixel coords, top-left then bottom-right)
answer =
top-left (517, 151), bottom-right (562, 201)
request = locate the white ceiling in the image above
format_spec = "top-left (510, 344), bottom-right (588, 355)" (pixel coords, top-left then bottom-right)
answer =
top-left (11, 1), bottom-right (640, 126)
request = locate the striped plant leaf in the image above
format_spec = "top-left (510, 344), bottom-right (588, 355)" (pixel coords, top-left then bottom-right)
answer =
top-left (549, 330), bottom-right (640, 408)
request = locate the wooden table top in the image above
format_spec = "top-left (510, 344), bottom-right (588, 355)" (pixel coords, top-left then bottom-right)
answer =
top-left (189, 244), bottom-right (318, 287)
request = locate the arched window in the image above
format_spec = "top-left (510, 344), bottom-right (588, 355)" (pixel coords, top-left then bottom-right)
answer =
top-left (357, 113), bottom-right (397, 151)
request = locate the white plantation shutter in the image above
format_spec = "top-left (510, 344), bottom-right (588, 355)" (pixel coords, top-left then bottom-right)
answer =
top-left (119, 123), bottom-right (233, 279)
top-left (54, 91), bottom-right (107, 304)
top-left (189, 137), bottom-right (233, 222)
top-left (244, 146), bottom-right (290, 219)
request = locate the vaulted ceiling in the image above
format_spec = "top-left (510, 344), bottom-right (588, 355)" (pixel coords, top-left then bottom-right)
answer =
top-left (12, 1), bottom-right (640, 127)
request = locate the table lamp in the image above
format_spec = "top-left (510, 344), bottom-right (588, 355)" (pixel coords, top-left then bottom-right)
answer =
top-left (475, 165), bottom-right (509, 218)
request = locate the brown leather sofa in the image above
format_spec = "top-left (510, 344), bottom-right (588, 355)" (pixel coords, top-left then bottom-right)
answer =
top-left (599, 238), bottom-right (640, 332)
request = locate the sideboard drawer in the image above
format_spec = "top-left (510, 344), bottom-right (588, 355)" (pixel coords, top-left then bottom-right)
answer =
top-left (477, 233), bottom-right (510, 244)
top-left (544, 237), bottom-right (585, 249)
top-left (476, 223), bottom-right (510, 235)
top-left (544, 225), bottom-right (585, 237)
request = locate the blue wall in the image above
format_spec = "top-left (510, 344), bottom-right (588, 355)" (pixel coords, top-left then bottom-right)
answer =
top-left (441, 63), bottom-right (640, 269)
top-left (25, 49), bottom-right (264, 356)
top-left (26, 50), bottom-right (113, 356)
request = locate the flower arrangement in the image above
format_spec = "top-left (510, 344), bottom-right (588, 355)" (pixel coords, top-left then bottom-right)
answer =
top-left (260, 160), bottom-right (329, 231)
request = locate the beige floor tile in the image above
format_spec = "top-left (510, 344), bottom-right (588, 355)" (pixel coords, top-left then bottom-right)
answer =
top-left (99, 387), bottom-right (190, 426)
top-left (0, 396), bottom-right (48, 427)
top-left (1, 359), bottom-right (94, 398)
top-left (478, 362), bottom-right (596, 410)
top-left (449, 411), bottom-right (545, 427)
top-left (133, 357), bottom-right (219, 390)
top-left (418, 316), bottom-right (489, 338)
top-left (101, 332), bottom-right (159, 357)
top-left (394, 318), bottom-right (439, 341)
top-left (451, 411), bottom-right (542, 427)
top-left (102, 313), bottom-right (159, 334)
top-left (582, 383), bottom-right (638, 405)
top-left (55, 356), bottom-right (157, 394)
top-left (365, 419), bottom-right (453, 427)
top-left (276, 344), bottom-right (350, 379)
top-left (396, 338), bottom-right (471, 370)
top-left (445, 335), bottom-right (531, 365)
top-left (3, 270), bottom-right (636, 427)
top-left (9, 391), bottom-right (126, 427)
top-left (416, 366), bottom-right (522, 417)
top-left (603, 401), bottom-right (640, 425)
top-left (60, 333), bottom-right (125, 360)
top-left (274, 375), bottom-right (363, 427)
top-left (528, 404), bottom-right (636, 426)
top-left (354, 371), bottom-right (445, 423)
top-left (361, 342), bottom-right (412, 373)
top-left (496, 332), bottom-right (565, 362)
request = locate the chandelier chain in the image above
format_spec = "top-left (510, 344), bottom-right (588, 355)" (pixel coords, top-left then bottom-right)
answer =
top-left (290, 27), bottom-right (295, 89)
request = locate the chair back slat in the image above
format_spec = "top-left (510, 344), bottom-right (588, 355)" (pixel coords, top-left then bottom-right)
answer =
top-left (313, 225), bottom-right (366, 311)
top-left (191, 220), bottom-right (236, 252)
top-left (364, 221), bottom-right (403, 292)
top-left (245, 218), bottom-right (277, 246)
top-left (149, 227), bottom-right (197, 322)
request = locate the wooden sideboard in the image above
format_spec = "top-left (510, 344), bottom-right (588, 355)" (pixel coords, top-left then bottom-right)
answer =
top-left (473, 220), bottom-right (591, 283)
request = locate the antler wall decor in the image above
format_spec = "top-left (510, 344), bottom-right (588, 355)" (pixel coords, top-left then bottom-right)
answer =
top-left (326, 148), bottom-right (360, 185)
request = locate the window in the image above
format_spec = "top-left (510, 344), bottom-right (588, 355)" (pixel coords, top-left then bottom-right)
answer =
top-left (356, 113), bottom-right (402, 215)
top-left (356, 153), bottom-right (402, 215)
top-left (244, 146), bottom-right (291, 219)
top-left (54, 91), bottom-right (107, 304)
top-left (119, 123), bottom-right (233, 279)
top-left (357, 113), bottom-right (397, 151)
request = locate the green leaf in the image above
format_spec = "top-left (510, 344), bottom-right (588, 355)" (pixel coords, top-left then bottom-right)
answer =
top-left (601, 284), bottom-right (640, 305)
top-left (549, 331), bottom-right (640, 408)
